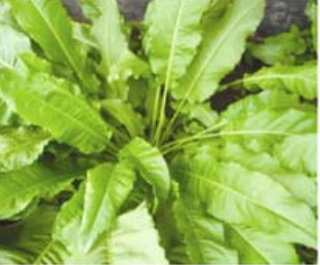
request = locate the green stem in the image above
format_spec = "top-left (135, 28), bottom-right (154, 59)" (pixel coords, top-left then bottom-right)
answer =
top-left (161, 121), bottom-right (228, 150)
top-left (151, 85), bottom-right (162, 142)
top-left (162, 130), bottom-right (295, 155)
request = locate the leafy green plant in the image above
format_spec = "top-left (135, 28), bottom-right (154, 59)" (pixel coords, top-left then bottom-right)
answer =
top-left (0, 0), bottom-right (317, 264)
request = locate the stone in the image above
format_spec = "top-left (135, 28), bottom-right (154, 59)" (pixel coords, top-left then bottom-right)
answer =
top-left (61, 0), bottom-right (309, 35)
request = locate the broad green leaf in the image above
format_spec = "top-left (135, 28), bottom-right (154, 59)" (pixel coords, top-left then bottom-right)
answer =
top-left (85, 0), bottom-right (147, 99)
top-left (7, 0), bottom-right (96, 90)
top-left (276, 134), bottom-right (317, 176)
top-left (173, 0), bottom-right (265, 102)
top-left (220, 91), bottom-right (317, 146)
top-left (247, 26), bottom-right (307, 65)
top-left (120, 137), bottom-right (171, 206)
top-left (51, 162), bottom-right (135, 262)
top-left (0, 23), bottom-right (30, 70)
top-left (225, 224), bottom-right (300, 264)
top-left (174, 199), bottom-right (238, 264)
top-left (51, 185), bottom-right (110, 264)
top-left (110, 203), bottom-right (169, 264)
top-left (243, 63), bottom-right (317, 99)
top-left (0, 163), bottom-right (76, 220)
top-left (0, 205), bottom-right (58, 264)
top-left (144, 0), bottom-right (210, 87)
top-left (218, 142), bottom-right (316, 206)
top-left (0, 71), bottom-right (112, 154)
top-left (102, 99), bottom-right (143, 137)
top-left (0, 127), bottom-right (50, 172)
top-left (173, 158), bottom-right (317, 248)
top-left (80, 162), bottom-right (136, 252)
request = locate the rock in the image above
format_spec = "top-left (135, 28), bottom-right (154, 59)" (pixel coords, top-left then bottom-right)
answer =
top-left (61, 0), bottom-right (309, 35)
top-left (257, 0), bottom-right (309, 36)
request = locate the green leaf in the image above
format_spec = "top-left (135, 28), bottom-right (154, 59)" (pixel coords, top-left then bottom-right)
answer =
top-left (0, 71), bottom-right (112, 154)
top-left (276, 134), bottom-right (317, 176)
top-left (0, 23), bottom-right (30, 70)
top-left (221, 91), bottom-right (316, 137)
top-left (110, 203), bottom-right (169, 264)
top-left (0, 163), bottom-right (76, 220)
top-left (174, 199), bottom-right (238, 264)
top-left (80, 162), bottom-right (136, 252)
top-left (85, 0), bottom-right (148, 99)
top-left (173, 158), bottom-right (317, 248)
top-left (225, 224), bottom-right (300, 264)
top-left (0, 98), bottom-right (20, 126)
top-left (0, 127), bottom-right (50, 172)
top-left (305, 0), bottom-right (317, 51)
top-left (120, 137), bottom-right (171, 207)
top-left (0, 205), bottom-right (58, 264)
top-left (8, 0), bottom-right (96, 91)
top-left (144, 0), bottom-right (210, 87)
top-left (50, 162), bottom-right (136, 262)
top-left (218, 142), bottom-right (316, 206)
top-left (247, 26), bottom-right (307, 65)
top-left (243, 63), bottom-right (317, 99)
top-left (173, 0), bottom-right (265, 102)
top-left (102, 99), bottom-right (143, 137)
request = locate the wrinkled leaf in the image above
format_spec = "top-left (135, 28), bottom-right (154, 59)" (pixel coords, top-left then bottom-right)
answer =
top-left (144, 0), bottom-right (210, 87)
top-left (0, 163), bottom-right (76, 220)
top-left (0, 127), bottom-right (50, 172)
top-left (0, 71), bottom-right (112, 154)
top-left (120, 137), bottom-right (171, 207)
top-left (174, 0), bottom-right (265, 102)
top-left (243, 63), bottom-right (317, 99)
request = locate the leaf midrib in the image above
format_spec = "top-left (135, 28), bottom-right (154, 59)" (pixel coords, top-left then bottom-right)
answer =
top-left (177, 167), bottom-right (315, 238)
top-left (178, 202), bottom-right (206, 263)
top-left (29, 0), bottom-right (81, 77)
top-left (164, 0), bottom-right (185, 88)
top-left (0, 168), bottom-right (73, 206)
top-left (0, 134), bottom-right (49, 159)
top-left (244, 73), bottom-right (316, 87)
top-left (16, 87), bottom-right (108, 146)
top-left (229, 225), bottom-right (269, 263)
top-left (185, 2), bottom-right (259, 98)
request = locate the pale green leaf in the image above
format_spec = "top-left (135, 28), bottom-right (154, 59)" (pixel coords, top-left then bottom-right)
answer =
top-left (85, 0), bottom-right (148, 99)
top-left (120, 137), bottom-right (171, 206)
top-left (0, 163), bottom-right (76, 220)
top-left (0, 127), bottom-right (50, 172)
top-left (0, 23), bottom-right (30, 70)
top-left (0, 71), bottom-right (112, 154)
top-left (243, 63), bottom-right (317, 99)
top-left (0, 98), bottom-right (19, 126)
top-left (276, 134), bottom-right (317, 176)
top-left (102, 99), bottom-right (143, 137)
top-left (221, 91), bottom-right (316, 138)
top-left (50, 162), bottom-right (136, 262)
top-left (174, 199), bottom-right (238, 264)
top-left (173, 0), bottom-right (265, 102)
top-left (173, 158), bottom-right (316, 248)
top-left (226, 224), bottom-right (300, 264)
top-left (80, 162), bottom-right (136, 252)
top-left (219, 142), bottom-right (316, 206)
top-left (247, 26), bottom-right (307, 65)
top-left (110, 203), bottom-right (169, 264)
top-left (8, 0), bottom-right (96, 90)
top-left (144, 0), bottom-right (210, 87)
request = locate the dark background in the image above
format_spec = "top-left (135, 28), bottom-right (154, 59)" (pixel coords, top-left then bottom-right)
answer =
top-left (61, 0), bottom-right (309, 36)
